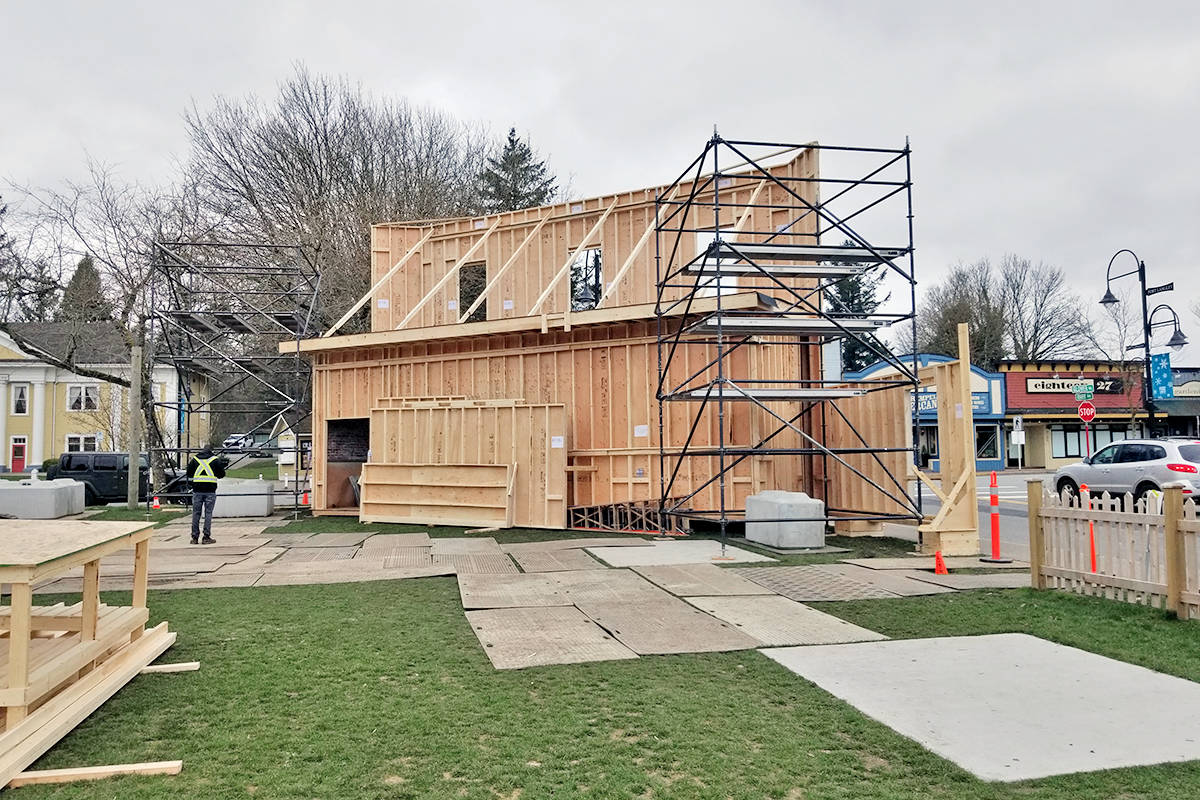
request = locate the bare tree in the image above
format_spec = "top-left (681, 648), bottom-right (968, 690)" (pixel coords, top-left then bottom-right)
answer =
top-left (1086, 285), bottom-right (1145, 425)
top-left (998, 255), bottom-right (1094, 360)
top-left (184, 64), bottom-right (495, 332)
top-left (915, 259), bottom-right (1007, 369)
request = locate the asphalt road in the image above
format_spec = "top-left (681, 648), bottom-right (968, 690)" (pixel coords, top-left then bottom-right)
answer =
top-left (908, 471), bottom-right (1052, 562)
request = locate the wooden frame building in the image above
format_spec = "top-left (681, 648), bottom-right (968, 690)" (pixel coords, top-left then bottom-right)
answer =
top-left (286, 142), bottom-right (919, 530)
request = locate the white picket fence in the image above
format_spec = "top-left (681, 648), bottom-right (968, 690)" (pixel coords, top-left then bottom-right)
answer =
top-left (1030, 486), bottom-right (1200, 619)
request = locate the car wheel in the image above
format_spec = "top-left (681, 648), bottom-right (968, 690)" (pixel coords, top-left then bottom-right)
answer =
top-left (1133, 483), bottom-right (1158, 512)
top-left (83, 485), bottom-right (98, 507)
top-left (1056, 478), bottom-right (1079, 503)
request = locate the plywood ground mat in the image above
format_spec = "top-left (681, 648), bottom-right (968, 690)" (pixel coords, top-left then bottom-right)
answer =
top-left (431, 537), bottom-right (503, 555)
top-left (735, 566), bottom-right (900, 601)
top-left (762, 634), bottom-right (1200, 781)
top-left (432, 553), bottom-right (519, 575)
top-left (632, 563), bottom-right (774, 596)
top-left (575, 597), bottom-right (761, 655)
top-left (500, 537), bottom-right (654, 554)
top-left (908, 572), bottom-right (1032, 590)
top-left (458, 573), bottom-right (571, 609)
top-left (685, 595), bottom-right (887, 647)
top-left (510, 549), bottom-right (604, 573)
top-left (465, 607), bottom-right (638, 669)
top-left (816, 564), bottom-right (956, 597)
top-left (842, 557), bottom-right (1030, 571)
top-left (361, 532), bottom-right (432, 549)
top-left (550, 569), bottom-right (673, 603)
top-left (586, 540), bottom-right (776, 567)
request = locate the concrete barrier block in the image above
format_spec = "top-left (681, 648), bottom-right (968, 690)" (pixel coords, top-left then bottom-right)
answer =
top-left (745, 490), bottom-right (826, 549)
top-left (211, 479), bottom-right (274, 517)
top-left (0, 479), bottom-right (86, 519)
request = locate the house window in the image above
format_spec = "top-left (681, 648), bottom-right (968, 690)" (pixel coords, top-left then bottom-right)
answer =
top-left (11, 383), bottom-right (29, 415)
top-left (67, 385), bottom-right (99, 412)
top-left (569, 247), bottom-right (603, 310)
top-left (459, 262), bottom-right (487, 323)
top-left (66, 434), bottom-right (98, 452)
top-left (1051, 425), bottom-right (1082, 459)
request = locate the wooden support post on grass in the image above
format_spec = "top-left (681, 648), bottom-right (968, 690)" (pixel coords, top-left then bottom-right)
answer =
top-left (1164, 485), bottom-right (1185, 618)
top-left (1027, 480), bottom-right (1045, 590)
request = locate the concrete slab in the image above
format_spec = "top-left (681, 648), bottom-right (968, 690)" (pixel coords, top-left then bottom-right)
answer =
top-left (734, 566), bottom-right (899, 601)
top-left (303, 533), bottom-right (371, 548)
top-left (550, 569), bottom-right (673, 603)
top-left (432, 553), bottom-right (518, 575)
top-left (465, 606), bottom-right (638, 670)
top-left (632, 563), bottom-right (775, 596)
top-left (842, 557), bottom-right (1029, 571)
top-left (431, 537), bottom-right (502, 555)
top-left (510, 549), bottom-right (605, 573)
top-left (379, 547), bottom-right (434, 568)
top-left (274, 547), bottom-right (358, 563)
top-left (761, 633), bottom-right (1200, 782)
top-left (457, 573), bottom-right (572, 609)
top-left (908, 572), bottom-right (1033, 590)
top-left (500, 537), bottom-right (654, 554)
top-left (684, 595), bottom-right (885, 646)
top-left (361, 532), bottom-right (431, 549)
top-left (816, 564), bottom-right (956, 597)
top-left (575, 597), bottom-right (760, 655)
top-left (586, 540), bottom-right (775, 567)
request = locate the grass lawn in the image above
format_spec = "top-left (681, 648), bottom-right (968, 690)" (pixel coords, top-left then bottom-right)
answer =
top-left (84, 507), bottom-right (187, 526)
top-left (21, 580), bottom-right (1200, 799)
top-left (225, 462), bottom-right (279, 480)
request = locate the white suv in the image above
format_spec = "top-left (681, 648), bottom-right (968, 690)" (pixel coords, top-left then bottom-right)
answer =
top-left (1054, 438), bottom-right (1200, 504)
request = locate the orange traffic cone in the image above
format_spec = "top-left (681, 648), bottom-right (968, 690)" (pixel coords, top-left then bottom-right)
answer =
top-left (152, 496), bottom-right (161, 510)
top-left (301, 491), bottom-right (309, 506)
top-left (934, 550), bottom-right (949, 575)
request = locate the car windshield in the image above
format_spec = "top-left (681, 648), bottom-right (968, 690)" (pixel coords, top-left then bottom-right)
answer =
top-left (1179, 444), bottom-right (1200, 463)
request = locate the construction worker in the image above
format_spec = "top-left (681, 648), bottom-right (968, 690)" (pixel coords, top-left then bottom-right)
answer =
top-left (187, 445), bottom-right (226, 544)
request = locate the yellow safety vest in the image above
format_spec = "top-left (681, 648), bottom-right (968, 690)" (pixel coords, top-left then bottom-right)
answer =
top-left (192, 456), bottom-right (218, 483)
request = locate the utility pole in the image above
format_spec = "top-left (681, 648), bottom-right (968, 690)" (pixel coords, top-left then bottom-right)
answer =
top-left (127, 345), bottom-right (142, 509)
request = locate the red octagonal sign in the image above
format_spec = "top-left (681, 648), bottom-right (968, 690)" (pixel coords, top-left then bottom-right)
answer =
top-left (1078, 401), bottom-right (1097, 423)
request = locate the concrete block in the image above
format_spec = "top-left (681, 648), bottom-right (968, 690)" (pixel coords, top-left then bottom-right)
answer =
top-left (212, 479), bottom-right (274, 517)
top-left (745, 490), bottom-right (825, 549)
top-left (0, 479), bottom-right (85, 519)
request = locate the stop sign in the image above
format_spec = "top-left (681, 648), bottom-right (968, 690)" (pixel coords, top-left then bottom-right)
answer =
top-left (1078, 401), bottom-right (1097, 423)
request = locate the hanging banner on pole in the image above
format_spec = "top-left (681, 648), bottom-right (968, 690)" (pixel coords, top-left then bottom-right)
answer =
top-left (1150, 353), bottom-right (1175, 399)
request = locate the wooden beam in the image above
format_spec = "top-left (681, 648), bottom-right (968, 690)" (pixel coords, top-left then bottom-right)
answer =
top-left (1027, 480), bottom-right (1045, 590)
top-left (81, 561), bottom-right (99, 641)
top-left (596, 185), bottom-right (682, 309)
top-left (457, 215), bottom-right (550, 323)
top-left (323, 228), bottom-right (433, 337)
top-left (397, 219), bottom-right (501, 329)
top-left (8, 760), bottom-right (183, 788)
top-left (529, 200), bottom-right (618, 315)
top-left (140, 662), bottom-right (200, 675)
top-left (6, 583), bottom-right (31, 729)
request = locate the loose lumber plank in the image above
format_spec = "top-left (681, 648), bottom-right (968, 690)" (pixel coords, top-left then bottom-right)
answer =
top-left (140, 662), bottom-right (199, 674)
top-left (8, 759), bottom-right (182, 787)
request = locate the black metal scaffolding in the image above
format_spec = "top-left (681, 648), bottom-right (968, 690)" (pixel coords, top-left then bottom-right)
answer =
top-left (149, 240), bottom-right (319, 509)
top-left (655, 134), bottom-right (922, 538)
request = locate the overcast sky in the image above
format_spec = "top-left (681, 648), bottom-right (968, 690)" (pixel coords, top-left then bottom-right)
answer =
top-left (3, 0), bottom-right (1198, 362)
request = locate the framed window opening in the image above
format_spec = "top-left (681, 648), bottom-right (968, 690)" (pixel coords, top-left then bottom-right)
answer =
top-left (67, 384), bottom-right (99, 412)
top-left (1050, 424), bottom-right (1082, 459)
top-left (459, 262), bottom-right (488, 323)
top-left (569, 247), bottom-right (603, 311)
top-left (66, 434), bottom-right (99, 453)
top-left (10, 383), bottom-right (29, 416)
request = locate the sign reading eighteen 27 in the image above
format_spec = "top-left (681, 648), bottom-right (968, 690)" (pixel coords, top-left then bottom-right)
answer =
top-left (1025, 377), bottom-right (1124, 394)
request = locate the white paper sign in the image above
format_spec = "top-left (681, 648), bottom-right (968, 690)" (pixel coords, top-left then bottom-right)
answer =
top-left (955, 402), bottom-right (963, 419)
top-left (377, 298), bottom-right (389, 308)
top-left (447, 300), bottom-right (458, 310)
top-left (550, 436), bottom-right (564, 449)
top-left (634, 424), bottom-right (649, 437)
top-left (503, 299), bottom-right (514, 310)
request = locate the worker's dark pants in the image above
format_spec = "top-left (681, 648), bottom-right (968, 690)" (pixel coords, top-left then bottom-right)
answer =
top-left (191, 490), bottom-right (217, 538)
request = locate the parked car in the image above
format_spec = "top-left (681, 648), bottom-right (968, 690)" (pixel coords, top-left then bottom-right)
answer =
top-left (46, 452), bottom-right (151, 506)
top-left (222, 433), bottom-right (251, 451)
top-left (1053, 438), bottom-right (1200, 504)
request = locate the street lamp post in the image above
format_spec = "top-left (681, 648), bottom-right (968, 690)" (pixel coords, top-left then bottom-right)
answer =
top-left (1099, 249), bottom-right (1188, 434)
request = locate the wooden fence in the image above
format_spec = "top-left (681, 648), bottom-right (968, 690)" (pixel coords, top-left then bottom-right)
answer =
top-left (1028, 482), bottom-right (1200, 619)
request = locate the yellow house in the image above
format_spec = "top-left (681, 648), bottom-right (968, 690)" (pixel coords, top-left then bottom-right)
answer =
top-left (0, 323), bottom-right (209, 473)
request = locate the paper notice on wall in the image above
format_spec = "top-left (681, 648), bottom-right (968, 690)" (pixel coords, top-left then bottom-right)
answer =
top-left (447, 300), bottom-right (458, 310)
top-left (377, 298), bottom-right (389, 308)
top-left (955, 403), bottom-right (963, 419)
top-left (503, 299), bottom-right (514, 310)
top-left (550, 436), bottom-right (564, 449)
top-left (634, 424), bottom-right (649, 437)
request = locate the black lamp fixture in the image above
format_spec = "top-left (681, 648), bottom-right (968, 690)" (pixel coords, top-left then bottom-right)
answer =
top-left (1148, 304), bottom-right (1189, 352)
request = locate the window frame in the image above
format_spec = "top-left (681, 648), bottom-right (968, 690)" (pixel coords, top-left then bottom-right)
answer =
top-left (10, 383), bottom-right (29, 416)
top-left (65, 434), bottom-right (99, 453)
top-left (66, 384), bottom-right (100, 413)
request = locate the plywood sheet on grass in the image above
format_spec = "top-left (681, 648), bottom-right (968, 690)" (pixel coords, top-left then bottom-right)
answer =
top-left (465, 606), bottom-right (638, 669)
top-left (735, 566), bottom-right (899, 601)
top-left (550, 569), bottom-right (673, 603)
top-left (842, 557), bottom-right (1030, 571)
top-left (575, 597), bottom-right (760, 654)
top-left (500, 537), bottom-right (654, 554)
top-left (457, 573), bottom-right (571, 609)
top-left (816, 564), bottom-right (956, 597)
top-left (632, 563), bottom-right (775, 596)
top-left (685, 595), bottom-right (886, 646)
top-left (510, 549), bottom-right (604, 573)
top-left (586, 540), bottom-right (775, 567)
top-left (273, 547), bottom-right (359, 563)
top-left (431, 537), bottom-right (502, 555)
top-left (907, 572), bottom-right (1032, 590)
top-left (432, 553), bottom-right (518, 575)
top-left (380, 548), bottom-right (434, 568)
top-left (762, 634), bottom-right (1200, 781)
top-left (303, 533), bottom-right (372, 548)
top-left (361, 532), bottom-right (431, 549)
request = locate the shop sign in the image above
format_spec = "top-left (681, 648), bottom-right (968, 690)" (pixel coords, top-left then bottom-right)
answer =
top-left (911, 390), bottom-right (989, 416)
top-left (1025, 377), bottom-right (1124, 394)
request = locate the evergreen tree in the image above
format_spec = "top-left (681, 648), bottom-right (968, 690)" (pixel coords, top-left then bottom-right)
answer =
top-left (478, 128), bottom-right (558, 212)
top-left (56, 255), bottom-right (113, 323)
top-left (824, 242), bottom-right (890, 372)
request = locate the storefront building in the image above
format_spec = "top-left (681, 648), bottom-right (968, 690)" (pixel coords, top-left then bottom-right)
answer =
top-left (998, 361), bottom-right (1146, 470)
top-left (1156, 367), bottom-right (1200, 437)
top-left (846, 354), bottom-right (1007, 472)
